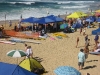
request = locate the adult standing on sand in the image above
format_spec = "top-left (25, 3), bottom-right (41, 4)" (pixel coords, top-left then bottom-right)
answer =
top-left (26, 46), bottom-right (33, 58)
top-left (78, 49), bottom-right (86, 70)
top-left (94, 34), bottom-right (99, 46)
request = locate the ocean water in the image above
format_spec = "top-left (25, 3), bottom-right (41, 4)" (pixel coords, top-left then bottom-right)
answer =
top-left (0, 0), bottom-right (100, 21)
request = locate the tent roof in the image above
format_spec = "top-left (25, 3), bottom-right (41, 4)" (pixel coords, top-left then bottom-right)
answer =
top-left (0, 62), bottom-right (37, 75)
top-left (19, 58), bottom-right (45, 72)
top-left (21, 17), bottom-right (39, 23)
top-left (92, 28), bottom-right (100, 35)
top-left (67, 11), bottom-right (87, 18)
top-left (46, 15), bottom-right (64, 22)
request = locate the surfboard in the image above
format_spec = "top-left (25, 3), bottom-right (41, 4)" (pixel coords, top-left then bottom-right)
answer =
top-left (89, 52), bottom-right (100, 55)
top-left (9, 37), bottom-right (41, 44)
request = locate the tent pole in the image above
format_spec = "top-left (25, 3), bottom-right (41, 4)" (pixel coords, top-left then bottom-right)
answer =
top-left (32, 23), bottom-right (33, 32)
top-left (17, 57), bottom-right (18, 64)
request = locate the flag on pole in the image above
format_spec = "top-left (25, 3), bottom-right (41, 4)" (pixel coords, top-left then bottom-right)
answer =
top-left (5, 14), bottom-right (6, 19)
top-left (20, 14), bottom-right (22, 19)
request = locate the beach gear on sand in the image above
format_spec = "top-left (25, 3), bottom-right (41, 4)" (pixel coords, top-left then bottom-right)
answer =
top-left (89, 52), bottom-right (100, 55)
top-left (9, 37), bottom-right (41, 44)
top-left (0, 40), bottom-right (16, 45)
top-left (53, 32), bottom-right (68, 38)
top-left (0, 62), bottom-right (37, 75)
top-left (54, 66), bottom-right (81, 75)
top-left (19, 58), bottom-right (45, 74)
top-left (60, 23), bottom-right (68, 29)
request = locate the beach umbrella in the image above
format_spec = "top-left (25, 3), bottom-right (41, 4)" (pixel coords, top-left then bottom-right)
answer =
top-left (95, 12), bottom-right (100, 17)
top-left (54, 66), bottom-right (81, 75)
top-left (7, 50), bottom-right (26, 64)
top-left (60, 23), bottom-right (68, 29)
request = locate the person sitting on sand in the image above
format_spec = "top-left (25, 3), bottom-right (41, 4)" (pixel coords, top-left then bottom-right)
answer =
top-left (78, 49), bottom-right (86, 70)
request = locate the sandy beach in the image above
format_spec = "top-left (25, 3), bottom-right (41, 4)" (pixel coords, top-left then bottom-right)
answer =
top-left (0, 19), bottom-right (100, 75)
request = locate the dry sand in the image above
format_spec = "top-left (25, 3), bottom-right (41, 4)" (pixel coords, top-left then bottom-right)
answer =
top-left (0, 20), bottom-right (100, 75)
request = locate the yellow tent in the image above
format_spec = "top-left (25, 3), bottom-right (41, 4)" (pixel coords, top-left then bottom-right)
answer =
top-left (95, 9), bottom-right (100, 12)
top-left (67, 11), bottom-right (87, 18)
top-left (19, 58), bottom-right (45, 73)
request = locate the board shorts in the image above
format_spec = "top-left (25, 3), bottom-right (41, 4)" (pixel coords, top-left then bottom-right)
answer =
top-left (78, 62), bottom-right (84, 67)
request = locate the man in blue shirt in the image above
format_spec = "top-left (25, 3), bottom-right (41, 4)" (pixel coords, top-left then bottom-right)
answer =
top-left (78, 49), bottom-right (86, 70)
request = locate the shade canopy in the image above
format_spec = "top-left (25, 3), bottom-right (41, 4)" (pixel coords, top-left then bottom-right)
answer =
top-left (92, 28), bottom-right (100, 35)
top-left (67, 11), bottom-right (87, 18)
top-left (7, 50), bottom-right (26, 58)
top-left (46, 15), bottom-right (64, 22)
top-left (21, 17), bottom-right (39, 23)
top-left (72, 23), bottom-right (82, 28)
top-left (95, 12), bottom-right (100, 17)
top-left (96, 18), bottom-right (100, 22)
top-left (19, 58), bottom-right (45, 72)
top-left (0, 62), bottom-right (37, 75)
top-left (54, 66), bottom-right (81, 75)
top-left (86, 16), bottom-right (96, 22)
top-left (35, 17), bottom-right (55, 24)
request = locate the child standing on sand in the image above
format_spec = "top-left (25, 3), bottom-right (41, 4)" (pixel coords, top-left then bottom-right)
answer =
top-left (76, 37), bottom-right (79, 48)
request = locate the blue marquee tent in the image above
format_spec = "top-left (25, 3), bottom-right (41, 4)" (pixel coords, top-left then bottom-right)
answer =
top-left (0, 62), bottom-right (37, 75)
top-left (96, 18), bottom-right (100, 22)
top-left (21, 17), bottom-right (39, 23)
top-left (72, 23), bottom-right (82, 28)
top-left (35, 17), bottom-right (55, 24)
top-left (92, 28), bottom-right (100, 35)
top-left (86, 16), bottom-right (96, 22)
top-left (46, 15), bottom-right (64, 22)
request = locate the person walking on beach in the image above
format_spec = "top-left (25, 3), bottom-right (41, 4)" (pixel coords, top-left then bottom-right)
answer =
top-left (94, 34), bottom-right (99, 46)
top-left (78, 49), bottom-right (86, 70)
top-left (85, 35), bottom-right (88, 46)
top-left (76, 37), bottom-right (79, 48)
top-left (9, 20), bottom-right (12, 27)
top-left (80, 27), bottom-right (82, 35)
